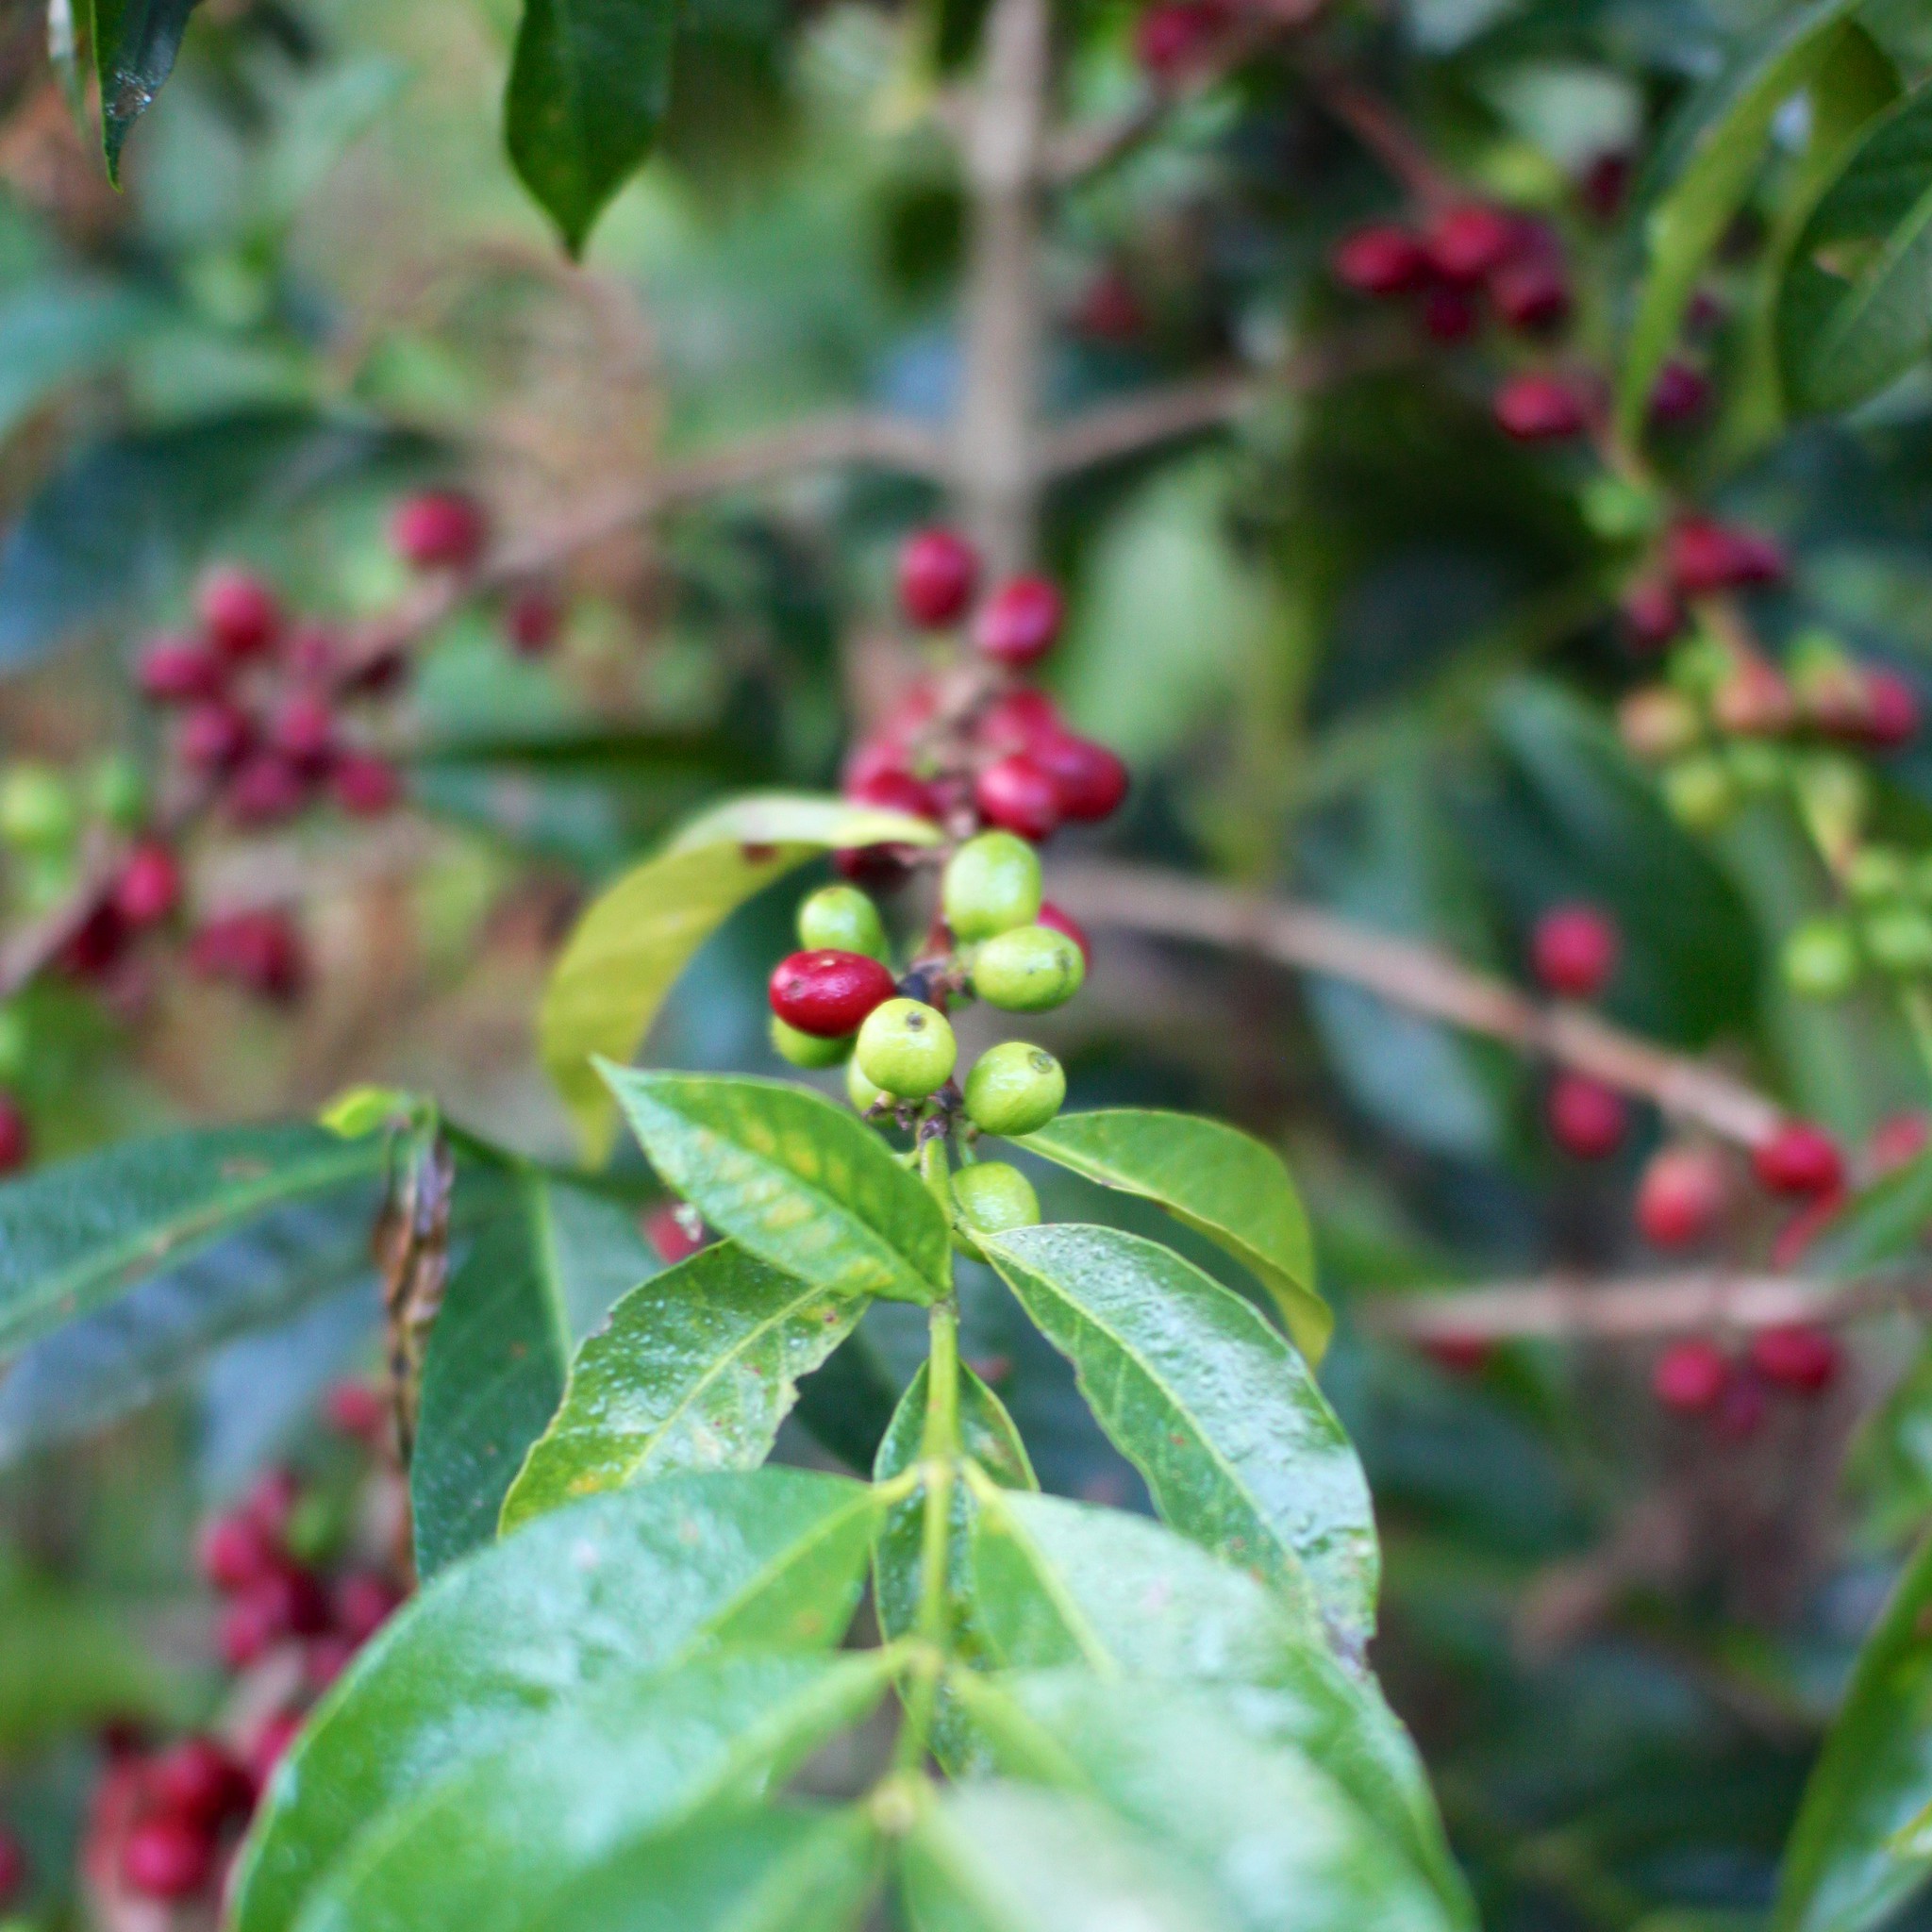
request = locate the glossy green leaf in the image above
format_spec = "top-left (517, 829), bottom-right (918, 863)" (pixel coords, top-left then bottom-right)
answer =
top-left (1808, 1152), bottom-right (1932, 1274)
top-left (291, 1651), bottom-right (895, 1932)
top-left (902, 1783), bottom-right (1229, 1932)
top-left (603, 1069), bottom-right (951, 1304)
top-left (501, 1242), bottom-right (862, 1531)
top-left (540, 792), bottom-right (939, 1162)
top-left (1774, 1532), bottom-right (1932, 1932)
top-left (982, 1224), bottom-right (1377, 1656)
top-left (1017, 1110), bottom-right (1326, 1361)
top-left (232, 1468), bottom-right (875, 1932)
top-left (507, 0), bottom-right (680, 256)
top-left (0, 1124), bottom-right (382, 1359)
top-left (412, 1151), bottom-right (658, 1577)
top-left (92, 0), bottom-right (198, 176)
top-left (1778, 80), bottom-right (1932, 412)
top-left (1617, 0), bottom-right (1860, 443)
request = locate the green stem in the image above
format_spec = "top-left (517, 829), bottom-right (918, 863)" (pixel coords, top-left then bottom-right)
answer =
top-left (893, 1298), bottom-right (961, 1771)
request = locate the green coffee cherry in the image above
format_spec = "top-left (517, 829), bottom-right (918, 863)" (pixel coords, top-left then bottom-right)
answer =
top-left (1782, 918), bottom-right (1859, 1000)
top-left (1661, 754), bottom-right (1737, 833)
top-left (0, 764), bottom-right (75, 851)
top-left (771, 1015), bottom-right (852, 1069)
top-left (1666, 635), bottom-right (1732, 702)
top-left (90, 754), bottom-right (148, 832)
top-left (972, 925), bottom-right (1084, 1012)
top-left (847, 1056), bottom-right (887, 1114)
top-left (1849, 847), bottom-right (1907, 906)
top-left (797, 884), bottom-right (889, 961)
top-left (0, 1008), bottom-right (26, 1085)
top-left (950, 1160), bottom-right (1041, 1257)
top-left (1579, 475), bottom-right (1662, 543)
top-left (1866, 905), bottom-right (1932, 976)
top-left (1724, 740), bottom-right (1786, 797)
top-left (942, 832), bottom-right (1041, 941)
top-left (963, 1041), bottom-right (1065, 1137)
top-left (855, 998), bottom-right (957, 1097)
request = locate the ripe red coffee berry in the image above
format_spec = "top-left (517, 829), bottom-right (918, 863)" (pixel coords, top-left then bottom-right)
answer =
top-left (1859, 668), bottom-right (1920, 749)
top-left (197, 567), bottom-right (280, 660)
top-left (226, 753), bottom-right (309, 827)
top-left (768, 949), bottom-right (897, 1038)
top-left (1493, 374), bottom-right (1587, 441)
top-left (977, 688), bottom-right (1063, 754)
top-left (137, 636), bottom-right (225, 703)
top-left (191, 911), bottom-right (307, 1002)
top-left (307, 1635), bottom-right (357, 1690)
top-left (645, 1204), bottom-right (709, 1265)
top-left (121, 1816), bottom-right (215, 1901)
top-left (391, 491), bottom-right (488, 572)
top-left (1752, 1122), bottom-right (1843, 1198)
top-left (330, 751), bottom-right (403, 817)
top-left (1331, 225), bottom-right (1425, 297)
top-left (1649, 359), bottom-right (1710, 425)
top-left (1133, 0), bottom-right (1225, 78)
top-left (1424, 204), bottom-right (1515, 283)
top-left (506, 588), bottom-right (562, 656)
top-left (1652, 1338), bottom-right (1729, 1414)
top-left (176, 700), bottom-right (252, 774)
top-left (0, 1092), bottom-right (29, 1176)
top-left (974, 576), bottom-right (1064, 667)
top-left (974, 754), bottom-right (1062, 841)
top-left (334, 1572), bottom-right (404, 1644)
top-left (1033, 733), bottom-right (1129, 823)
top-left (148, 1737), bottom-right (248, 1827)
top-left (269, 691), bottom-right (336, 770)
top-left (324, 1378), bottom-right (387, 1441)
top-left (1074, 269), bottom-right (1145, 342)
top-left (219, 1591), bottom-right (278, 1670)
top-left (1749, 1323), bottom-right (1841, 1395)
top-left (1667, 517), bottom-right (1787, 596)
top-left (1037, 900), bottom-right (1091, 966)
top-left (244, 1465), bottom-right (299, 1537)
top-left (1546, 1072), bottom-right (1627, 1159)
top-left (898, 526), bottom-right (978, 628)
top-left (1420, 285), bottom-right (1478, 342)
top-left (113, 841), bottom-right (181, 929)
top-left (1490, 256), bottom-right (1571, 333)
top-left (1531, 904), bottom-right (1618, 999)
top-left (197, 1510), bottom-right (276, 1593)
top-left (845, 766), bottom-right (937, 819)
top-left (1636, 1144), bottom-right (1727, 1249)
top-left (1620, 576), bottom-right (1683, 653)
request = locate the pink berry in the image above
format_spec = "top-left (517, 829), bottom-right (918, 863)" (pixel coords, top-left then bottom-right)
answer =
top-left (225, 754), bottom-right (309, 827)
top-left (1752, 1122), bottom-right (1843, 1198)
top-left (768, 949), bottom-right (897, 1038)
top-left (113, 841), bottom-right (181, 929)
top-left (1037, 900), bottom-right (1091, 966)
top-left (1424, 204), bottom-right (1515, 283)
top-left (974, 754), bottom-right (1062, 841)
top-left (1649, 359), bottom-right (1710, 425)
top-left (324, 1379), bottom-right (387, 1441)
top-left (1332, 225), bottom-right (1426, 297)
top-left (1032, 733), bottom-right (1129, 823)
top-left (1859, 668), bottom-right (1919, 749)
top-left (218, 1593), bottom-right (277, 1671)
top-left (137, 636), bottom-right (225, 704)
top-left (845, 767), bottom-right (937, 819)
top-left (0, 1093), bottom-right (29, 1176)
top-left (285, 624), bottom-right (339, 681)
top-left (646, 1204), bottom-right (710, 1265)
top-left (1666, 517), bottom-right (1786, 596)
top-left (1546, 1072), bottom-right (1627, 1160)
top-left (190, 912), bottom-right (307, 1002)
top-left (1579, 152), bottom-right (1630, 221)
top-left (1749, 1323), bottom-right (1840, 1395)
top-left (146, 1737), bottom-right (248, 1827)
top-left (977, 688), bottom-right (1064, 753)
top-left (197, 568), bottom-right (280, 660)
top-left (245, 1712), bottom-right (303, 1790)
top-left (197, 1511), bottom-right (277, 1593)
top-left (330, 752), bottom-right (403, 817)
top-left (1423, 1334), bottom-right (1493, 1376)
top-left (176, 700), bottom-right (253, 774)
top-left (1869, 1111), bottom-right (1930, 1174)
top-left (1620, 577), bottom-right (1683, 653)
top-left (121, 1816), bottom-right (214, 1900)
top-left (391, 491), bottom-right (488, 572)
top-left (1531, 905), bottom-right (1618, 1000)
top-left (268, 691), bottom-right (336, 770)
top-left (1652, 1339), bottom-right (1729, 1414)
top-left (974, 576), bottom-right (1064, 667)
top-left (1493, 373), bottom-right (1588, 441)
top-left (506, 589), bottom-right (562, 656)
top-left (898, 527), bottom-right (978, 628)
top-left (243, 1466), bottom-right (299, 1537)
top-left (1636, 1145), bottom-right (1727, 1249)
top-left (307, 1635), bottom-right (357, 1690)
top-left (333, 1572), bottom-right (403, 1644)
top-left (1133, 0), bottom-right (1226, 78)
top-left (1490, 256), bottom-right (1571, 334)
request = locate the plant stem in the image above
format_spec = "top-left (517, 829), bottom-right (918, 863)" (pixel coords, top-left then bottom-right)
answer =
top-left (894, 1298), bottom-right (962, 1771)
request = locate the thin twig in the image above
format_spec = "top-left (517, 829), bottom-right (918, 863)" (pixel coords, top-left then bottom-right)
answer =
top-left (1047, 861), bottom-right (1785, 1145)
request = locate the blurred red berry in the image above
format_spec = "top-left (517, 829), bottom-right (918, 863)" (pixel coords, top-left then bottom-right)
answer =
top-left (330, 751), bottom-right (403, 817)
top-left (1649, 359), bottom-right (1710, 425)
top-left (1546, 1072), bottom-right (1627, 1159)
top-left (1652, 1338), bottom-right (1729, 1414)
top-left (1421, 1334), bottom-right (1493, 1375)
top-left (1620, 577), bottom-right (1683, 653)
top-left (147, 1737), bottom-right (248, 1827)
top-left (0, 1824), bottom-right (26, 1907)
top-left (324, 1378), bottom-right (387, 1442)
top-left (1037, 900), bottom-right (1091, 966)
top-left (243, 1466), bottom-right (299, 1538)
top-left (1419, 285), bottom-right (1477, 342)
top-left (1032, 733), bottom-right (1129, 823)
top-left (391, 491), bottom-right (487, 572)
top-left (768, 949), bottom-right (896, 1038)
top-left (333, 1572), bottom-right (403, 1644)
top-left (246, 1712), bottom-right (304, 1791)
top-left (1579, 151), bottom-right (1630, 221)
top-left (197, 568), bottom-right (280, 661)
top-left (1493, 373), bottom-right (1588, 441)
top-left (1424, 204), bottom-right (1515, 283)
top-left (845, 766), bottom-right (937, 819)
top-left (285, 624), bottom-right (338, 681)
top-left (137, 636), bottom-right (225, 704)
top-left (0, 1093), bottom-right (29, 1176)
top-left (226, 754), bottom-right (309, 827)
top-left (646, 1203), bottom-right (709, 1265)
top-left (112, 841), bottom-right (181, 929)
top-left (191, 911), bottom-right (307, 1002)
top-left (1133, 0), bottom-right (1226, 78)
top-left (1490, 256), bottom-right (1571, 334)
top-left (1749, 1323), bottom-right (1841, 1395)
top-left (898, 527), bottom-right (978, 628)
top-left (268, 691), bottom-right (336, 771)
top-left (1666, 517), bottom-right (1787, 596)
top-left (1712, 1370), bottom-right (1770, 1441)
top-left (219, 1591), bottom-right (278, 1671)
top-left (122, 1815), bottom-right (214, 1900)
top-left (833, 845), bottom-right (913, 891)
top-left (1331, 225), bottom-right (1425, 297)
top-left (974, 754), bottom-right (1062, 841)
top-left (197, 1510), bottom-right (277, 1593)
top-left (1636, 1144), bottom-right (1728, 1249)
top-left (1531, 904), bottom-right (1618, 999)
top-left (258, 1563), bottom-right (332, 1640)
top-left (1711, 658), bottom-right (1795, 738)
top-left (974, 576), bottom-right (1064, 667)
top-left (59, 904), bottom-right (129, 983)
top-left (346, 648), bottom-right (408, 695)
top-left (176, 700), bottom-right (253, 775)
top-left (1860, 668), bottom-right (1920, 749)
top-left (1870, 1110), bottom-right (1931, 1174)
top-left (977, 688), bottom-right (1064, 753)
top-left (1753, 1122), bottom-right (1843, 1198)
top-left (306, 1636), bottom-right (357, 1690)
top-left (506, 588), bottom-right (563, 657)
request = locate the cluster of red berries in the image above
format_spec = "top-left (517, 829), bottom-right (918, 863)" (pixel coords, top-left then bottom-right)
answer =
top-left (1333, 202), bottom-right (1573, 345)
top-left (81, 1381), bottom-right (405, 1909)
top-left (1651, 1322), bottom-right (1842, 1438)
top-left (1132, 0), bottom-right (1234, 81)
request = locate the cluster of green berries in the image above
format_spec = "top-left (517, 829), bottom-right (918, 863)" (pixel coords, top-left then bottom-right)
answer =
top-left (1783, 844), bottom-right (1932, 1001)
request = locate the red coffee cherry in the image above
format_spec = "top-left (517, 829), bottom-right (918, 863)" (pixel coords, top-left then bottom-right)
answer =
top-left (974, 576), bottom-right (1064, 667)
top-left (768, 949), bottom-right (897, 1038)
top-left (1133, 0), bottom-right (1226, 78)
top-left (1620, 576), bottom-right (1683, 653)
top-left (1649, 359), bottom-right (1710, 425)
top-left (1331, 225), bottom-right (1426, 297)
top-left (1037, 900), bottom-right (1091, 966)
top-left (845, 766), bottom-right (937, 819)
top-left (330, 752), bottom-right (403, 817)
top-left (977, 688), bottom-right (1064, 753)
top-left (245, 1712), bottom-right (303, 1791)
top-left (645, 1203), bottom-right (710, 1265)
top-left (1424, 203), bottom-right (1515, 283)
top-left (0, 1824), bottom-right (27, 1907)
top-left (1749, 1323), bottom-right (1841, 1395)
top-left (324, 1378), bottom-right (387, 1441)
top-left (196, 1509), bottom-right (277, 1593)
top-left (113, 841), bottom-right (181, 929)
top-left (1711, 658), bottom-right (1795, 738)
top-left (974, 754), bottom-right (1062, 841)
top-left (1419, 284), bottom-right (1478, 342)
top-left (1636, 1144), bottom-right (1727, 1249)
top-left (121, 1816), bottom-right (215, 1901)
top-left (268, 691), bottom-right (336, 770)
top-left (190, 911), bottom-right (307, 1002)
top-left (1752, 1122), bottom-right (1843, 1198)
top-left (1546, 1072), bottom-right (1627, 1159)
top-left (1666, 517), bottom-right (1787, 596)
top-left (1859, 668), bottom-right (1920, 749)
top-left (1652, 1338), bottom-right (1729, 1414)
top-left (505, 588), bottom-right (562, 656)
top-left (0, 1092), bottom-right (28, 1176)
top-left (1421, 1334), bottom-right (1493, 1375)
top-left (307, 1635), bottom-right (357, 1690)
top-left (1490, 256), bottom-right (1571, 334)
top-left (333, 1572), bottom-right (404, 1644)
top-left (176, 700), bottom-right (253, 774)
top-left (197, 567), bottom-right (281, 660)
top-left (258, 1562), bottom-right (332, 1639)
top-left (1531, 904), bottom-right (1618, 999)
top-left (898, 526), bottom-right (979, 628)
top-left (391, 491), bottom-right (488, 572)
top-left (1493, 374), bottom-right (1588, 441)
top-left (59, 905), bottom-right (129, 984)
top-left (147, 1738), bottom-right (248, 1827)
top-left (1033, 733), bottom-right (1129, 823)
top-left (285, 623), bottom-right (339, 681)
top-left (226, 754), bottom-right (309, 827)
top-left (137, 636), bottom-right (225, 703)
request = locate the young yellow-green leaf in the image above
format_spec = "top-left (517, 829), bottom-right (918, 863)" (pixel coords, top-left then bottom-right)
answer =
top-left (982, 1224), bottom-right (1376, 1657)
top-left (1774, 1531), bottom-right (1932, 1932)
top-left (1617, 0), bottom-right (1861, 444)
top-left (540, 792), bottom-right (939, 1163)
top-left (291, 1650), bottom-right (896, 1932)
top-left (1016, 1110), bottom-right (1327, 1361)
top-left (232, 1468), bottom-right (875, 1932)
top-left (92, 0), bottom-right (198, 178)
top-left (1778, 80), bottom-right (1932, 413)
top-left (602, 1069), bottom-right (951, 1303)
top-left (500, 1242), bottom-right (863, 1532)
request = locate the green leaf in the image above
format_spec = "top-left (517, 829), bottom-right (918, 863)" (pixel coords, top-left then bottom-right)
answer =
top-left (232, 1468), bottom-right (875, 1932)
top-left (1808, 1152), bottom-right (1932, 1274)
top-left (92, 0), bottom-right (198, 178)
top-left (500, 1241), bottom-right (863, 1532)
top-left (540, 792), bottom-right (939, 1161)
top-left (902, 1783), bottom-right (1230, 1932)
top-left (982, 1224), bottom-right (1375, 1657)
top-left (1617, 0), bottom-right (1861, 444)
top-left (1016, 1110), bottom-right (1326, 1362)
top-left (506, 0), bottom-right (681, 256)
top-left (0, 1124), bottom-right (382, 1358)
top-left (602, 1069), bottom-right (951, 1304)
top-left (291, 1651), bottom-right (895, 1932)
top-left (1778, 80), bottom-right (1932, 412)
top-left (412, 1150), bottom-right (657, 1578)
top-left (1774, 1531), bottom-right (1932, 1932)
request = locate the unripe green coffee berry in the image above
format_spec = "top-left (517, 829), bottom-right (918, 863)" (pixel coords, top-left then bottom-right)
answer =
top-left (942, 831), bottom-right (1041, 941)
top-left (1724, 740), bottom-right (1786, 796)
top-left (0, 765), bottom-right (75, 851)
top-left (797, 884), bottom-right (889, 961)
top-left (950, 1160), bottom-right (1041, 1257)
top-left (847, 1056), bottom-right (887, 1114)
top-left (1666, 636), bottom-right (1732, 702)
top-left (771, 1015), bottom-right (852, 1069)
top-left (0, 1008), bottom-right (27, 1085)
top-left (1661, 754), bottom-right (1737, 833)
top-left (971, 924), bottom-right (1085, 1012)
top-left (963, 1041), bottom-right (1065, 1137)
top-left (1849, 847), bottom-right (1907, 906)
top-left (1782, 918), bottom-right (1859, 1000)
top-left (1579, 475), bottom-right (1662, 543)
top-left (855, 998), bottom-right (957, 1096)
top-left (90, 754), bottom-right (149, 832)
top-left (1866, 906), bottom-right (1932, 976)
